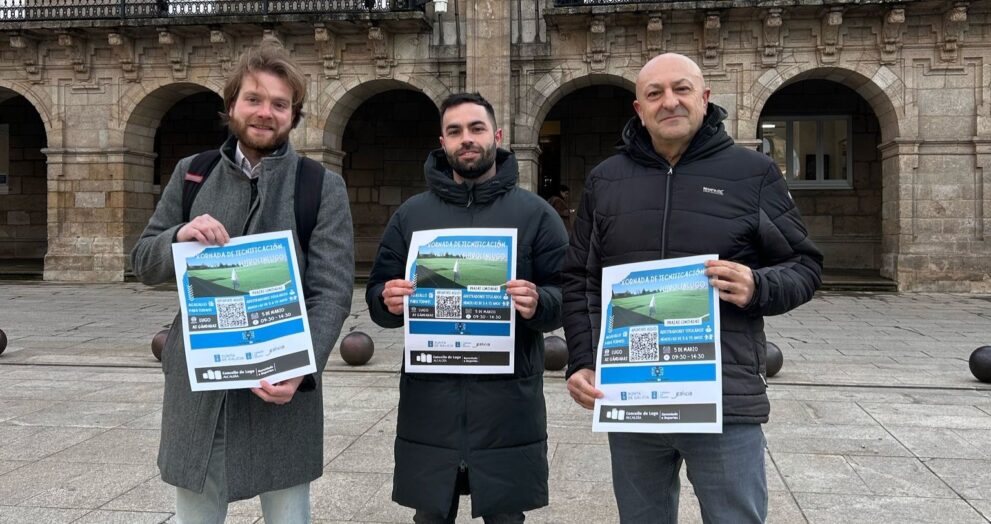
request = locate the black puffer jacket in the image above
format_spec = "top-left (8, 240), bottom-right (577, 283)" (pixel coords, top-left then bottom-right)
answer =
top-left (366, 148), bottom-right (568, 517)
top-left (562, 103), bottom-right (823, 423)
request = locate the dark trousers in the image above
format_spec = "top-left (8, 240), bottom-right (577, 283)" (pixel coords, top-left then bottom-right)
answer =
top-left (609, 424), bottom-right (768, 524)
top-left (412, 470), bottom-right (525, 524)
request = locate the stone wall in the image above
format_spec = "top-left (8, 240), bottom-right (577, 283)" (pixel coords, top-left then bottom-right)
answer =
top-left (341, 89), bottom-right (439, 265)
top-left (0, 0), bottom-right (988, 290)
top-left (541, 85), bottom-right (635, 209)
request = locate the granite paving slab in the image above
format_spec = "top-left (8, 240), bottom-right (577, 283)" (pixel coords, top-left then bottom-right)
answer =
top-left (2, 284), bottom-right (991, 522)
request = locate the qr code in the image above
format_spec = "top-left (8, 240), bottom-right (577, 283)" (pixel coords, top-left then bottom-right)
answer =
top-left (629, 325), bottom-right (659, 362)
top-left (435, 290), bottom-right (462, 319)
top-left (216, 297), bottom-right (249, 329)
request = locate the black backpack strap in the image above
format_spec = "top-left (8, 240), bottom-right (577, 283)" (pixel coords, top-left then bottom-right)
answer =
top-left (294, 156), bottom-right (325, 258)
top-left (181, 150), bottom-right (223, 222)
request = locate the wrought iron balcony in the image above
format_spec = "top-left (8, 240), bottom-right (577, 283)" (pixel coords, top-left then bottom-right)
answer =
top-left (554, 0), bottom-right (661, 5)
top-left (0, 0), bottom-right (425, 21)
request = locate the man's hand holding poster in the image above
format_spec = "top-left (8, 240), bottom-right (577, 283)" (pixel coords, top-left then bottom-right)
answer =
top-left (403, 228), bottom-right (517, 374)
top-left (594, 255), bottom-right (723, 433)
top-left (172, 230), bottom-right (316, 391)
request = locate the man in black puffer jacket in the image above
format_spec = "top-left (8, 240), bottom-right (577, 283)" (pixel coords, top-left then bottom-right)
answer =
top-left (366, 93), bottom-right (568, 523)
top-left (563, 54), bottom-right (822, 523)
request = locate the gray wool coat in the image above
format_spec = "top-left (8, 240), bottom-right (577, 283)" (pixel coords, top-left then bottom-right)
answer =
top-left (130, 137), bottom-right (354, 501)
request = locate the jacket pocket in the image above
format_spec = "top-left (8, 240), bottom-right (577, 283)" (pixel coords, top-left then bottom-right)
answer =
top-left (397, 374), bottom-right (463, 448)
top-left (466, 374), bottom-right (546, 449)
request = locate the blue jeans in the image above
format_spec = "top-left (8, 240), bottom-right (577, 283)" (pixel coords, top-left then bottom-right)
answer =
top-left (175, 407), bottom-right (311, 524)
top-left (608, 424), bottom-right (767, 524)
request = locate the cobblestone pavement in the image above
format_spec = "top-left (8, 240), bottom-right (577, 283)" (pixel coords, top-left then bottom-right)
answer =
top-left (0, 282), bottom-right (989, 523)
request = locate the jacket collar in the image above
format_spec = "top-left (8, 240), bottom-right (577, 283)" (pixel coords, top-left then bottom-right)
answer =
top-left (220, 135), bottom-right (292, 174)
top-left (424, 148), bottom-right (518, 207)
top-left (620, 102), bottom-right (734, 169)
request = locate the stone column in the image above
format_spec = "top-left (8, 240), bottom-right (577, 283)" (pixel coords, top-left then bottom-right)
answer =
top-left (511, 143), bottom-right (540, 193)
top-left (977, 139), bottom-right (991, 245)
top-left (466, 0), bottom-right (512, 145)
top-left (296, 146), bottom-right (346, 175)
top-left (877, 138), bottom-right (918, 290)
top-left (43, 148), bottom-right (153, 282)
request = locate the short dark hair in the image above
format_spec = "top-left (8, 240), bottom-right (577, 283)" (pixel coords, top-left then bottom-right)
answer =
top-left (559, 184), bottom-right (570, 193)
top-left (439, 92), bottom-right (498, 129)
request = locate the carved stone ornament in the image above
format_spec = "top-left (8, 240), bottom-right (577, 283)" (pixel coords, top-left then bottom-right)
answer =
top-left (158, 28), bottom-right (187, 79)
top-left (646, 14), bottom-right (663, 56)
top-left (108, 32), bottom-right (139, 82)
top-left (762, 8), bottom-right (783, 67)
top-left (819, 7), bottom-right (843, 63)
top-left (703, 12), bottom-right (722, 67)
top-left (940, 2), bottom-right (968, 62)
top-left (589, 16), bottom-right (607, 71)
top-left (368, 26), bottom-right (392, 77)
top-left (58, 30), bottom-right (90, 81)
top-left (881, 7), bottom-right (905, 65)
top-left (315, 24), bottom-right (340, 79)
top-left (210, 29), bottom-right (234, 72)
top-left (9, 33), bottom-right (42, 84)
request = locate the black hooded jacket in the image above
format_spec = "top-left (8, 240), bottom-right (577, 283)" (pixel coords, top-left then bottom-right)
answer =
top-left (366, 148), bottom-right (568, 516)
top-left (562, 103), bottom-right (823, 423)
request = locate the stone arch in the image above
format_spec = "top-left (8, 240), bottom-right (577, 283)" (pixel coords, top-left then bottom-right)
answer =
top-left (0, 83), bottom-right (52, 267)
top-left (517, 70), bottom-right (637, 147)
top-left (746, 64), bottom-right (906, 144)
top-left (329, 82), bottom-right (441, 270)
top-left (749, 64), bottom-right (909, 286)
top-left (0, 81), bottom-right (57, 148)
top-left (317, 74), bottom-right (452, 151)
top-left (120, 80), bottom-right (223, 153)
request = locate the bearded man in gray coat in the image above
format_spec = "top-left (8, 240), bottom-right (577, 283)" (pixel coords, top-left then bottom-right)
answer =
top-left (131, 38), bottom-right (353, 523)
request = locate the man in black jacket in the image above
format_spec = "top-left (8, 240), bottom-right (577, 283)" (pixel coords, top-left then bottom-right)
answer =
top-left (365, 93), bottom-right (568, 523)
top-left (562, 54), bottom-right (822, 522)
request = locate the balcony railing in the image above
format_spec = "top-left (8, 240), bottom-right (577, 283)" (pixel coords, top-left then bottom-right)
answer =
top-left (0, 0), bottom-right (424, 21)
top-left (554, 0), bottom-right (661, 5)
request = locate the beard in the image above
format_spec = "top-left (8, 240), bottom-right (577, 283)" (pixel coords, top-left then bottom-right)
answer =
top-left (445, 140), bottom-right (497, 180)
top-left (228, 113), bottom-right (290, 156)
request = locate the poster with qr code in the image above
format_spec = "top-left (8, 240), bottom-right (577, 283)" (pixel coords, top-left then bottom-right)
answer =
top-left (593, 255), bottom-right (722, 433)
top-left (403, 228), bottom-right (517, 374)
top-left (171, 230), bottom-right (317, 391)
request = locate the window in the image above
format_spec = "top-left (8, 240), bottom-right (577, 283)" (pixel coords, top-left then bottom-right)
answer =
top-left (758, 116), bottom-right (852, 189)
top-left (0, 124), bottom-right (9, 194)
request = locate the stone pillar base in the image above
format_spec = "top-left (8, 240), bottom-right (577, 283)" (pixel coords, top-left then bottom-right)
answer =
top-left (42, 148), bottom-right (150, 283)
top-left (296, 146), bottom-right (346, 174)
top-left (44, 237), bottom-right (127, 282)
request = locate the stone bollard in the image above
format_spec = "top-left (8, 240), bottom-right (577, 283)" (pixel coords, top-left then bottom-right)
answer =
top-left (970, 346), bottom-right (991, 383)
top-left (766, 341), bottom-right (783, 378)
top-left (340, 331), bottom-right (374, 366)
top-left (151, 329), bottom-right (169, 362)
top-left (544, 335), bottom-right (568, 371)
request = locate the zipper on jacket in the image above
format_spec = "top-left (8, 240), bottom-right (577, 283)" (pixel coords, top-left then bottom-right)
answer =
top-left (660, 167), bottom-right (673, 258)
top-left (460, 379), bottom-right (469, 474)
